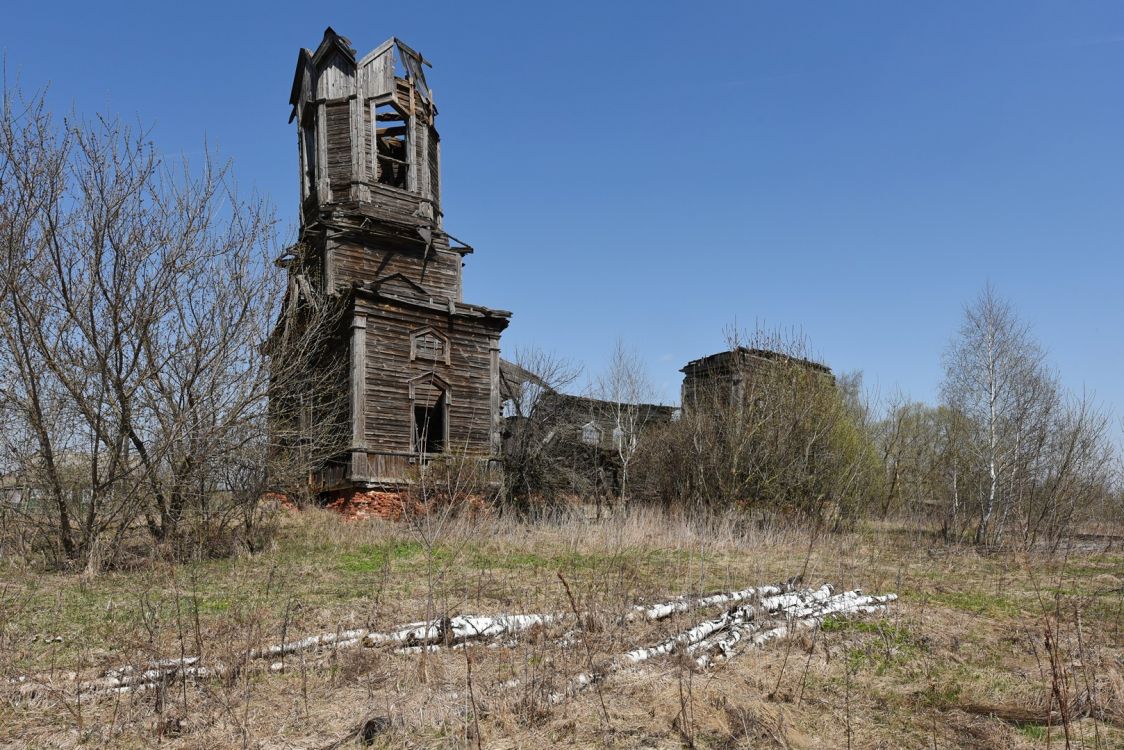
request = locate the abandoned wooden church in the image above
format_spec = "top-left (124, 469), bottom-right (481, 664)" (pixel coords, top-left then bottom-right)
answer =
top-left (269, 28), bottom-right (510, 506)
top-left (269, 28), bottom-right (834, 512)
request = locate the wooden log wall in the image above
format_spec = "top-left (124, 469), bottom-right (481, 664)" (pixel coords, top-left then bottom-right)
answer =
top-left (355, 296), bottom-right (502, 464)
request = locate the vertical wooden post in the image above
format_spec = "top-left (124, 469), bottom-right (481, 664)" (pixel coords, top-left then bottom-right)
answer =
top-left (489, 338), bottom-right (501, 455)
top-left (316, 101), bottom-right (329, 200)
top-left (324, 236), bottom-right (336, 293)
top-left (350, 314), bottom-right (368, 482)
top-left (348, 93), bottom-right (361, 202)
top-left (434, 137), bottom-right (442, 228)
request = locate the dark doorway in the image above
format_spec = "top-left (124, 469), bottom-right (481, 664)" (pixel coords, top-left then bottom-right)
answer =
top-left (413, 395), bottom-right (445, 454)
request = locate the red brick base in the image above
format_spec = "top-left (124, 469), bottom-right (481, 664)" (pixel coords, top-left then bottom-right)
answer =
top-left (322, 489), bottom-right (411, 521)
top-left (264, 488), bottom-right (493, 522)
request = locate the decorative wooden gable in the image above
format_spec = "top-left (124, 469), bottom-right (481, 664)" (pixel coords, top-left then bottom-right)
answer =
top-left (410, 326), bottom-right (450, 365)
top-left (407, 372), bottom-right (451, 406)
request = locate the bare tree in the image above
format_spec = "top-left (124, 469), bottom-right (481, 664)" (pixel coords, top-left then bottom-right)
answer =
top-left (0, 82), bottom-right (345, 569)
top-left (592, 339), bottom-right (657, 503)
top-left (939, 286), bottom-right (1116, 547)
top-left (497, 348), bottom-right (583, 515)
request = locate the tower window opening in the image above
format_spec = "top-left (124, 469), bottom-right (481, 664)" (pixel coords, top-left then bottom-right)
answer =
top-left (374, 102), bottom-right (409, 189)
top-left (301, 119), bottom-right (317, 197)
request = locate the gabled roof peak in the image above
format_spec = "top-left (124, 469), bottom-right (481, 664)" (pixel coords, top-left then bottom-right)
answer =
top-left (312, 27), bottom-right (356, 65)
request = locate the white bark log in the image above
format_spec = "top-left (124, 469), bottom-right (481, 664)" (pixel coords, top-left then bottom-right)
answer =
top-left (632, 583), bottom-right (788, 621)
top-left (7, 585), bottom-right (895, 699)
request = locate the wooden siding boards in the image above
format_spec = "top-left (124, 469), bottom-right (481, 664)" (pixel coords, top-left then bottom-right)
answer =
top-left (329, 238), bottom-right (461, 299)
top-left (314, 49), bottom-right (356, 100)
top-left (545, 392), bottom-right (676, 451)
top-left (355, 292), bottom-right (507, 456)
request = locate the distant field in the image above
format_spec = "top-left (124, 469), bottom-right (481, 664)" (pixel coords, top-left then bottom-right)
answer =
top-left (1, 509), bottom-right (1121, 749)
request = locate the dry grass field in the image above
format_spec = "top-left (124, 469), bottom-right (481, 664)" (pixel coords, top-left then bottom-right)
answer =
top-left (1, 508), bottom-right (1122, 749)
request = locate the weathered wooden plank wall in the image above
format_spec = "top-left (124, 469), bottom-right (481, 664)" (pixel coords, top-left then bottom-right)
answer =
top-left (330, 240), bottom-right (461, 298)
top-left (355, 297), bottom-right (499, 459)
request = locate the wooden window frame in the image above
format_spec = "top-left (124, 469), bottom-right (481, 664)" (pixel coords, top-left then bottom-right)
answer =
top-left (407, 373), bottom-right (452, 456)
top-left (580, 422), bottom-right (602, 446)
top-left (409, 327), bottom-right (451, 365)
top-left (371, 97), bottom-right (411, 192)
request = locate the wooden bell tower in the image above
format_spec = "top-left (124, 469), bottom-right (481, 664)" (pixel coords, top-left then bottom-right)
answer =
top-left (278, 28), bottom-right (510, 495)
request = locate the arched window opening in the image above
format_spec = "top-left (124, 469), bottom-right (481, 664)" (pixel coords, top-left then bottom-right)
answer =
top-left (414, 392), bottom-right (446, 454)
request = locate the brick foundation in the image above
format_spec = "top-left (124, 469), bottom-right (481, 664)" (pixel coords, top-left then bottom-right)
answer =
top-left (265, 488), bottom-right (492, 522)
top-left (322, 489), bottom-right (411, 521)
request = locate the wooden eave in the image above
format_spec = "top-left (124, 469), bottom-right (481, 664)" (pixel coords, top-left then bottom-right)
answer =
top-left (680, 348), bottom-right (832, 376)
top-left (309, 203), bottom-right (469, 257)
top-left (351, 283), bottom-right (510, 329)
top-left (288, 49), bottom-right (313, 121)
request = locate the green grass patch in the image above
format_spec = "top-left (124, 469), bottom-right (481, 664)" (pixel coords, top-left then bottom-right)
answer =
top-left (822, 616), bottom-right (925, 675)
top-left (336, 540), bottom-right (432, 572)
top-left (918, 589), bottom-right (1021, 618)
top-left (1017, 722), bottom-right (1047, 740)
top-left (464, 544), bottom-right (690, 573)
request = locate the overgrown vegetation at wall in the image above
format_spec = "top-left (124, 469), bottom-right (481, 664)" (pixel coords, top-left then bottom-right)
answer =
top-left (500, 310), bottom-right (1120, 547)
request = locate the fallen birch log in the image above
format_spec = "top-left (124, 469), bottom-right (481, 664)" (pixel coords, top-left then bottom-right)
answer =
top-left (624, 585), bottom-right (836, 665)
top-left (10, 612), bottom-right (568, 696)
top-left (363, 612), bottom-right (562, 648)
top-left (632, 582), bottom-right (791, 621)
top-left (7, 583), bottom-right (894, 700)
top-left (691, 591), bottom-right (898, 668)
top-left (553, 585), bottom-right (895, 702)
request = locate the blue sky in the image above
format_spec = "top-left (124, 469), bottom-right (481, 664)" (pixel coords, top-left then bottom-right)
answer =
top-left (4, 2), bottom-right (1123, 416)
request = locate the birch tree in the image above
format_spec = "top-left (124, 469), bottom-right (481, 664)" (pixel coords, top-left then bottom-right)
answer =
top-left (941, 286), bottom-right (1045, 544)
top-left (593, 339), bottom-right (656, 503)
top-left (940, 286), bottom-right (1115, 547)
